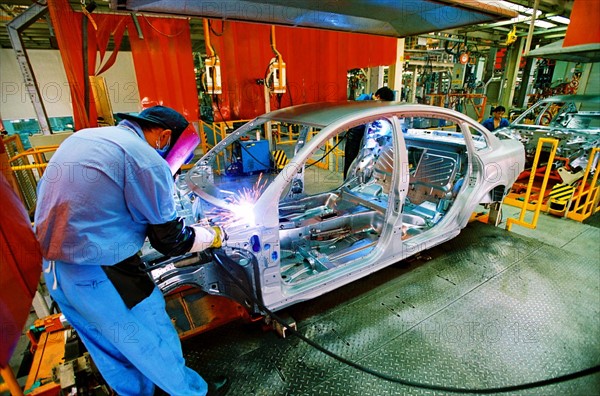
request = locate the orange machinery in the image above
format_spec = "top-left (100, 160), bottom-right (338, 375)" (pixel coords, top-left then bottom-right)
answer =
top-left (22, 314), bottom-right (111, 396)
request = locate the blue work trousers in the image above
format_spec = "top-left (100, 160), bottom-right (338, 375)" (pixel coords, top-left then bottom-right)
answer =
top-left (43, 260), bottom-right (207, 396)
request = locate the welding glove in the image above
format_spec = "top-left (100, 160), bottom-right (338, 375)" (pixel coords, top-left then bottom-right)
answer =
top-left (189, 224), bottom-right (227, 252)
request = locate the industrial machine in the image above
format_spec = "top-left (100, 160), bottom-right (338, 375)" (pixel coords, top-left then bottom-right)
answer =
top-left (21, 314), bottom-right (110, 395)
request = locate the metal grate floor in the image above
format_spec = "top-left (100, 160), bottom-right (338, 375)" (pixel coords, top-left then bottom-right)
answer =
top-left (182, 222), bottom-right (600, 395)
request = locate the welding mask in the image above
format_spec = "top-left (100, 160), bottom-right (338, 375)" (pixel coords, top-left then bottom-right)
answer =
top-left (164, 126), bottom-right (201, 175)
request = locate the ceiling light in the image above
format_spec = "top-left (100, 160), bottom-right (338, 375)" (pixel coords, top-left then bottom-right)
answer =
top-left (534, 20), bottom-right (557, 28)
top-left (509, 15), bottom-right (530, 24)
top-left (544, 33), bottom-right (568, 39)
top-left (548, 16), bottom-right (570, 24)
top-left (496, 1), bottom-right (529, 14)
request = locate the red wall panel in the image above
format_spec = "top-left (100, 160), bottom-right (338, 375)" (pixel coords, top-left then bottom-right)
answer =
top-left (207, 21), bottom-right (397, 121)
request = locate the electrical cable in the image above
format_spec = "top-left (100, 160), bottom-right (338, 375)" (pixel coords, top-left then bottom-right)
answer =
top-left (264, 59), bottom-right (276, 91)
top-left (141, 14), bottom-right (187, 38)
top-left (287, 86), bottom-right (294, 106)
top-left (208, 19), bottom-right (225, 36)
top-left (305, 136), bottom-right (346, 169)
top-left (213, 94), bottom-right (232, 130)
top-left (211, 250), bottom-right (600, 394)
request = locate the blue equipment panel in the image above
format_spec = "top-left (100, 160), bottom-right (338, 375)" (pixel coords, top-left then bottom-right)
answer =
top-left (240, 140), bottom-right (270, 174)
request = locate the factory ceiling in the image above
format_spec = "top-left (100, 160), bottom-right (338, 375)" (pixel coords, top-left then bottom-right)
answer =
top-left (0, 0), bottom-right (576, 55)
top-left (109, 0), bottom-right (518, 37)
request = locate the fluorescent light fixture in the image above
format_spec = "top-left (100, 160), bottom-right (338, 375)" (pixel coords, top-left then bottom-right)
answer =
top-left (495, 1), bottom-right (540, 17)
top-left (496, 1), bottom-right (530, 14)
top-left (548, 16), bottom-right (570, 24)
top-left (509, 15), bottom-right (530, 24)
top-left (534, 20), bottom-right (557, 28)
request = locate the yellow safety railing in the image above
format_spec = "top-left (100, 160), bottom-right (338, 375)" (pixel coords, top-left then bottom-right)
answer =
top-left (273, 123), bottom-right (299, 146)
top-left (10, 163), bottom-right (49, 171)
top-left (567, 147), bottom-right (600, 222)
top-left (307, 135), bottom-right (345, 172)
top-left (199, 119), bottom-right (255, 150)
top-left (9, 146), bottom-right (58, 167)
top-left (328, 136), bottom-right (346, 173)
top-left (506, 137), bottom-right (559, 231)
top-left (199, 119), bottom-right (252, 173)
top-left (199, 119), bottom-right (348, 174)
top-left (0, 366), bottom-right (23, 396)
top-left (200, 119), bottom-right (302, 150)
top-left (4, 138), bottom-right (59, 215)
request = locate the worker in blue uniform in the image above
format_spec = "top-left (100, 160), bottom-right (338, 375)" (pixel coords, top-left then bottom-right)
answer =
top-left (35, 106), bottom-right (229, 396)
top-left (481, 105), bottom-right (510, 131)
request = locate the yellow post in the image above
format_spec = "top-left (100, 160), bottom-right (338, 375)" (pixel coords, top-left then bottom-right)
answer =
top-left (10, 163), bottom-right (49, 172)
top-left (199, 120), bottom-right (209, 154)
top-left (506, 137), bottom-right (559, 231)
top-left (568, 147), bottom-right (600, 221)
top-left (0, 365), bottom-right (24, 396)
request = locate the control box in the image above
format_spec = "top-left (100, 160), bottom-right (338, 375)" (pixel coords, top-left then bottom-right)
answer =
top-left (240, 140), bottom-right (271, 174)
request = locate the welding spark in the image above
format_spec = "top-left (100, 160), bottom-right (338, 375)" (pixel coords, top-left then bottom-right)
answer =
top-left (206, 174), bottom-right (268, 227)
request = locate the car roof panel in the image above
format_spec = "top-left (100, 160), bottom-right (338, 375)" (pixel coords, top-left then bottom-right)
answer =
top-left (540, 94), bottom-right (600, 103)
top-left (258, 101), bottom-right (402, 128)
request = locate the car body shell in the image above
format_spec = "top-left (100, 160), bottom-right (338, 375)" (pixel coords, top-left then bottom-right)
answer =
top-left (494, 94), bottom-right (600, 170)
top-left (145, 102), bottom-right (525, 313)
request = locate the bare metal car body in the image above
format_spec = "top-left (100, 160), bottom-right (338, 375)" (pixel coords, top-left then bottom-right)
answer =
top-left (144, 102), bottom-right (524, 313)
top-left (495, 95), bottom-right (600, 170)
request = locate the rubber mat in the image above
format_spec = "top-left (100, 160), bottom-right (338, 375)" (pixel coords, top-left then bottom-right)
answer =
top-left (583, 211), bottom-right (600, 229)
top-left (182, 222), bottom-right (600, 395)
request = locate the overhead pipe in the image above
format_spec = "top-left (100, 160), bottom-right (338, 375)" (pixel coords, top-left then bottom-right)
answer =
top-left (270, 25), bottom-right (283, 66)
top-left (268, 25), bottom-right (286, 94)
top-left (130, 13), bottom-right (144, 39)
top-left (203, 18), bottom-right (215, 58)
top-left (202, 19), bottom-right (222, 95)
top-left (523, 0), bottom-right (540, 55)
top-left (421, 34), bottom-right (486, 45)
top-left (517, 26), bottom-right (567, 37)
top-left (479, 10), bottom-right (559, 29)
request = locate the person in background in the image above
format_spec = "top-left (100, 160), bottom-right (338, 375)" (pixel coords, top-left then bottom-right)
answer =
top-left (34, 106), bottom-right (229, 396)
top-left (482, 105), bottom-right (509, 131)
top-left (355, 86), bottom-right (395, 102)
top-left (373, 86), bottom-right (395, 101)
top-left (344, 87), bottom-right (395, 178)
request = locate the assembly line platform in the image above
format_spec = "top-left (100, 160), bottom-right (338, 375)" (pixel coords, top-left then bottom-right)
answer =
top-left (181, 217), bottom-right (599, 395)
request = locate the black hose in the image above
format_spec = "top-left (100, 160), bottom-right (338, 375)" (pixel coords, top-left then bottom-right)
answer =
top-left (305, 135), bottom-right (346, 169)
top-left (211, 249), bottom-right (600, 394)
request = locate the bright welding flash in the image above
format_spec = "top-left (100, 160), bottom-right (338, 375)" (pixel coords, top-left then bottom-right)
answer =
top-left (230, 202), bottom-right (256, 226)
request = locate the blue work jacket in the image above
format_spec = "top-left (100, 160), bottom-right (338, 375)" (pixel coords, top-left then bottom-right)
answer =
top-left (35, 120), bottom-right (176, 265)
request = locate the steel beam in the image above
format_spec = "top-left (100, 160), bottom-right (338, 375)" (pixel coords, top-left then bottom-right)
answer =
top-left (387, 38), bottom-right (405, 99)
top-left (523, 0), bottom-right (540, 55)
top-left (500, 37), bottom-right (524, 110)
top-left (6, 3), bottom-right (52, 135)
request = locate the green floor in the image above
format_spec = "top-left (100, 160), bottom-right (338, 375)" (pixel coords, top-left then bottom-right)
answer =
top-left (182, 209), bottom-right (600, 395)
top-left (5, 202), bottom-right (598, 395)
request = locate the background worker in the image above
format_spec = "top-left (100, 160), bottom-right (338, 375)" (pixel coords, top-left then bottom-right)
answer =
top-left (343, 86), bottom-right (395, 178)
top-left (482, 105), bottom-right (509, 131)
top-left (34, 106), bottom-right (229, 396)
